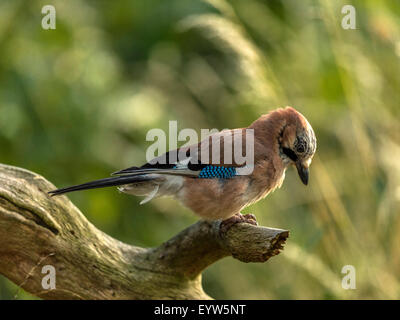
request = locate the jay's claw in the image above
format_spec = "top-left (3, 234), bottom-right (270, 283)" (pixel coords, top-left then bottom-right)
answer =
top-left (219, 213), bottom-right (258, 235)
top-left (242, 213), bottom-right (258, 225)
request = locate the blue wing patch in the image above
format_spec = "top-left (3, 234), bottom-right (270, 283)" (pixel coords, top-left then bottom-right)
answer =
top-left (198, 166), bottom-right (237, 179)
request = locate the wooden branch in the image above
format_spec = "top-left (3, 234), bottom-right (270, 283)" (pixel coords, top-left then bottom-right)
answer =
top-left (0, 164), bottom-right (289, 300)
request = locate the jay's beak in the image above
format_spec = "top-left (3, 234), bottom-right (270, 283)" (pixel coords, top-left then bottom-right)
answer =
top-left (296, 161), bottom-right (309, 185)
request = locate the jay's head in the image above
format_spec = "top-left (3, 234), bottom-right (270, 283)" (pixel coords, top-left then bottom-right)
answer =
top-left (275, 107), bottom-right (317, 185)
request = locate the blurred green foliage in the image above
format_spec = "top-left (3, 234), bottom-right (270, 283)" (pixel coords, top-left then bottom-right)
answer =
top-left (0, 0), bottom-right (399, 299)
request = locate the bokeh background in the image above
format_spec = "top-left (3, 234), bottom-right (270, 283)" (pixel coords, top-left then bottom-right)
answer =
top-left (0, 0), bottom-right (399, 299)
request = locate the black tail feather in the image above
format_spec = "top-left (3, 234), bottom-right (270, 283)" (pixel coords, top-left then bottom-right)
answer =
top-left (48, 175), bottom-right (152, 196)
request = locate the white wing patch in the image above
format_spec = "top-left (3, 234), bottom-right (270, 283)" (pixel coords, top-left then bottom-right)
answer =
top-left (140, 185), bottom-right (159, 205)
top-left (173, 157), bottom-right (191, 168)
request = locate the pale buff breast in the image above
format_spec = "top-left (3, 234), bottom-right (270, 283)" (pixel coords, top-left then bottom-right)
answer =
top-left (177, 159), bottom-right (286, 220)
top-left (178, 176), bottom-right (252, 220)
top-left (243, 159), bottom-right (286, 207)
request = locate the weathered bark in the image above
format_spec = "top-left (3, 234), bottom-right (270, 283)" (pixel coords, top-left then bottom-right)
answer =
top-left (0, 164), bottom-right (288, 300)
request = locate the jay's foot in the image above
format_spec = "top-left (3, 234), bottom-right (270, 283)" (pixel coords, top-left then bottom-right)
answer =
top-left (219, 213), bottom-right (258, 235)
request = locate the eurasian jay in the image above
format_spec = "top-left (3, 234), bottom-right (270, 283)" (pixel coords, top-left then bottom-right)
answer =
top-left (49, 107), bottom-right (316, 226)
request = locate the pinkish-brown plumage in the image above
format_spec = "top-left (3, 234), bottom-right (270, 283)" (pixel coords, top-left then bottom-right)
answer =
top-left (178, 107), bottom-right (316, 220)
top-left (49, 107), bottom-right (317, 222)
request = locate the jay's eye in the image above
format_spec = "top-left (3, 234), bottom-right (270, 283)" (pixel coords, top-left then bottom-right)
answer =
top-left (296, 145), bottom-right (305, 153)
top-left (295, 137), bottom-right (307, 154)
top-left (282, 147), bottom-right (298, 162)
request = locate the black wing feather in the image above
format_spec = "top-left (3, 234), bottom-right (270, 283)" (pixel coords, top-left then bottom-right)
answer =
top-left (48, 175), bottom-right (153, 196)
